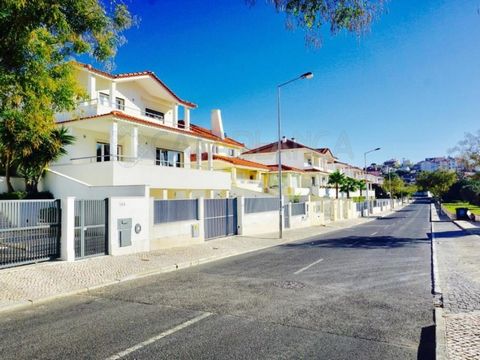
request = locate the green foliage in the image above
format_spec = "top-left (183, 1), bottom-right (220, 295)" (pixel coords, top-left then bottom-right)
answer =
top-left (415, 170), bottom-right (457, 200)
top-left (381, 176), bottom-right (404, 198)
top-left (328, 170), bottom-right (346, 199)
top-left (0, 0), bottom-right (132, 192)
top-left (18, 127), bottom-right (75, 194)
top-left (444, 178), bottom-right (480, 206)
top-left (340, 177), bottom-right (358, 199)
top-left (249, 0), bottom-right (385, 46)
top-left (0, 191), bottom-right (27, 200)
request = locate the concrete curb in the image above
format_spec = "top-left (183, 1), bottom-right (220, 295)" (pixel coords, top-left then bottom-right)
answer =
top-left (430, 204), bottom-right (447, 360)
top-left (0, 205), bottom-right (407, 315)
top-left (435, 307), bottom-right (447, 360)
top-left (453, 220), bottom-right (480, 236)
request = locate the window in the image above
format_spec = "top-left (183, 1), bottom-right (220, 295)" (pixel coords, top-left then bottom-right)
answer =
top-left (213, 146), bottom-right (219, 154)
top-left (96, 142), bottom-right (122, 162)
top-left (229, 149), bottom-right (235, 156)
top-left (156, 148), bottom-right (182, 167)
top-left (307, 158), bottom-right (312, 166)
top-left (99, 92), bottom-right (109, 106)
top-left (311, 176), bottom-right (316, 186)
top-left (145, 108), bottom-right (164, 120)
top-left (115, 97), bottom-right (125, 111)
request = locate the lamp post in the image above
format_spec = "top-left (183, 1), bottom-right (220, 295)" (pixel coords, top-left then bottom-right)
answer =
top-left (388, 166), bottom-right (394, 209)
top-left (364, 147), bottom-right (381, 216)
top-left (277, 72), bottom-right (313, 239)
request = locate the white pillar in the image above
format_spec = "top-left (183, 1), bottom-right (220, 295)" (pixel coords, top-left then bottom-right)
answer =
top-left (61, 197), bottom-right (75, 261)
top-left (88, 74), bottom-right (97, 101)
top-left (184, 146), bottom-right (191, 169)
top-left (173, 104), bottom-right (179, 127)
top-left (207, 143), bottom-right (213, 171)
top-left (198, 197), bottom-right (205, 240)
top-left (109, 81), bottom-right (116, 109)
top-left (184, 107), bottom-right (190, 130)
top-left (231, 167), bottom-right (237, 185)
top-left (287, 173), bottom-right (293, 187)
top-left (110, 121), bottom-right (118, 161)
top-left (196, 141), bottom-right (202, 169)
top-left (131, 126), bottom-right (138, 159)
top-left (237, 196), bottom-right (244, 235)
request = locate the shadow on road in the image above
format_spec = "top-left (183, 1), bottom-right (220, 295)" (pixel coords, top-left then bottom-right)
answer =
top-left (417, 324), bottom-right (435, 360)
top-left (283, 235), bottom-right (429, 250)
top-left (430, 230), bottom-right (469, 239)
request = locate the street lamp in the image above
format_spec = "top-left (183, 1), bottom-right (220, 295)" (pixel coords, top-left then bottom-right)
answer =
top-left (364, 147), bottom-right (381, 216)
top-left (387, 166), bottom-right (394, 209)
top-left (277, 72), bottom-right (314, 238)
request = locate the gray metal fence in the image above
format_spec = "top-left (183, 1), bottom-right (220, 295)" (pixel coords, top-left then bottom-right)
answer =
top-left (291, 202), bottom-right (307, 216)
top-left (153, 199), bottom-right (198, 224)
top-left (74, 199), bottom-right (108, 259)
top-left (0, 200), bottom-right (61, 268)
top-left (245, 198), bottom-right (278, 214)
top-left (204, 198), bottom-right (237, 239)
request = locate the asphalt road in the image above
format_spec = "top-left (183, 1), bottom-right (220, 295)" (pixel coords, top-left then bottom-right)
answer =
top-left (0, 200), bottom-right (435, 359)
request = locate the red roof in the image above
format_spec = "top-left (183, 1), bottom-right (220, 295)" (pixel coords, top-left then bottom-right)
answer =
top-left (59, 111), bottom-right (240, 147)
top-left (179, 121), bottom-right (244, 148)
top-left (76, 62), bottom-right (197, 108)
top-left (243, 139), bottom-right (334, 157)
top-left (191, 153), bottom-right (270, 170)
top-left (266, 164), bottom-right (305, 173)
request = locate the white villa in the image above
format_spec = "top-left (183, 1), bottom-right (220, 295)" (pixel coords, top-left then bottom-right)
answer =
top-left (240, 138), bottom-right (338, 198)
top-left (50, 63), bottom-right (249, 199)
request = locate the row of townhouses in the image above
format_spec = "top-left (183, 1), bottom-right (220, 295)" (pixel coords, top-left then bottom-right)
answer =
top-left (46, 63), bottom-right (382, 200)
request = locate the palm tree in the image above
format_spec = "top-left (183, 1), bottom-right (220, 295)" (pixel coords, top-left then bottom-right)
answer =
top-left (18, 127), bottom-right (75, 194)
top-left (328, 170), bottom-right (346, 199)
top-left (357, 179), bottom-right (367, 197)
top-left (340, 177), bottom-right (359, 199)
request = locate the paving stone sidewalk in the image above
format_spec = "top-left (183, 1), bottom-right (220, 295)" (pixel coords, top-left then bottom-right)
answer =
top-left (0, 214), bottom-right (386, 313)
top-left (433, 219), bottom-right (480, 359)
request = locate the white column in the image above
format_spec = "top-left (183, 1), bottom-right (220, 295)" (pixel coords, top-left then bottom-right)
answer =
top-left (231, 167), bottom-right (237, 185)
top-left (109, 81), bottom-right (116, 109)
top-left (110, 122), bottom-right (118, 161)
top-left (198, 197), bottom-right (205, 240)
top-left (196, 141), bottom-right (202, 169)
top-left (172, 104), bottom-right (179, 127)
top-left (287, 173), bottom-right (293, 187)
top-left (237, 196), bottom-right (244, 235)
top-left (207, 143), bottom-right (213, 171)
top-left (184, 107), bottom-right (190, 130)
top-left (88, 74), bottom-right (97, 101)
top-left (184, 146), bottom-right (191, 169)
top-left (61, 197), bottom-right (75, 261)
top-left (131, 126), bottom-right (138, 159)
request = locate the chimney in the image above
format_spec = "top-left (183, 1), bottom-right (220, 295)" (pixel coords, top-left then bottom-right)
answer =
top-left (211, 109), bottom-right (225, 139)
top-left (291, 137), bottom-right (296, 142)
top-left (282, 136), bottom-right (287, 143)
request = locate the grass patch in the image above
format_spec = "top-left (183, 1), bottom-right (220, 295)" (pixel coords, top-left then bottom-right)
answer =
top-left (442, 202), bottom-right (480, 215)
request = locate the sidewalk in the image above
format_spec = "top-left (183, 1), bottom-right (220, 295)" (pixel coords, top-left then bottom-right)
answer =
top-left (0, 211), bottom-right (397, 314)
top-left (432, 205), bottom-right (480, 359)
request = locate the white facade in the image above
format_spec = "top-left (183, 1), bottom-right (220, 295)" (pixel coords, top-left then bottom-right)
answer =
top-left (50, 64), bottom-right (243, 199)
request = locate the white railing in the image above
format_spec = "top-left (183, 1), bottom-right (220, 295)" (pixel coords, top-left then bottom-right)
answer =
top-left (68, 155), bottom-right (210, 170)
top-left (56, 99), bottom-right (186, 129)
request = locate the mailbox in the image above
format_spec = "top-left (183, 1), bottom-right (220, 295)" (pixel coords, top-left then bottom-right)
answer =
top-left (118, 218), bottom-right (132, 247)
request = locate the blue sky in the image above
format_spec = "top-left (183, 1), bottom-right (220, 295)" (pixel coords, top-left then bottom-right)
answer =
top-left (95, 0), bottom-right (480, 166)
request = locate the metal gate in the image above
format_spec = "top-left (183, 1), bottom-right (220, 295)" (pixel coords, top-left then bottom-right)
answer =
top-left (284, 204), bottom-right (290, 229)
top-left (204, 199), bottom-right (237, 240)
top-left (74, 199), bottom-right (108, 259)
top-left (0, 200), bottom-right (61, 268)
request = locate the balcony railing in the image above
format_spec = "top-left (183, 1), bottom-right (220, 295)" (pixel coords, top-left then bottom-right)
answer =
top-left (56, 99), bottom-right (185, 129)
top-left (68, 155), bottom-right (210, 170)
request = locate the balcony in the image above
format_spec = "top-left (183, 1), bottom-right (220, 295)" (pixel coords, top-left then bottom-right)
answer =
top-left (235, 178), bottom-right (263, 192)
top-left (50, 157), bottom-right (231, 190)
top-left (56, 99), bottom-right (182, 129)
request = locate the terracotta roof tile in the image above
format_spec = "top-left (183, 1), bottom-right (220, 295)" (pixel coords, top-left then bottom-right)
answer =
top-left (58, 111), bottom-right (239, 147)
top-left (76, 62), bottom-right (197, 108)
top-left (266, 164), bottom-right (305, 173)
top-left (190, 153), bottom-right (269, 170)
top-left (243, 139), bottom-right (335, 157)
